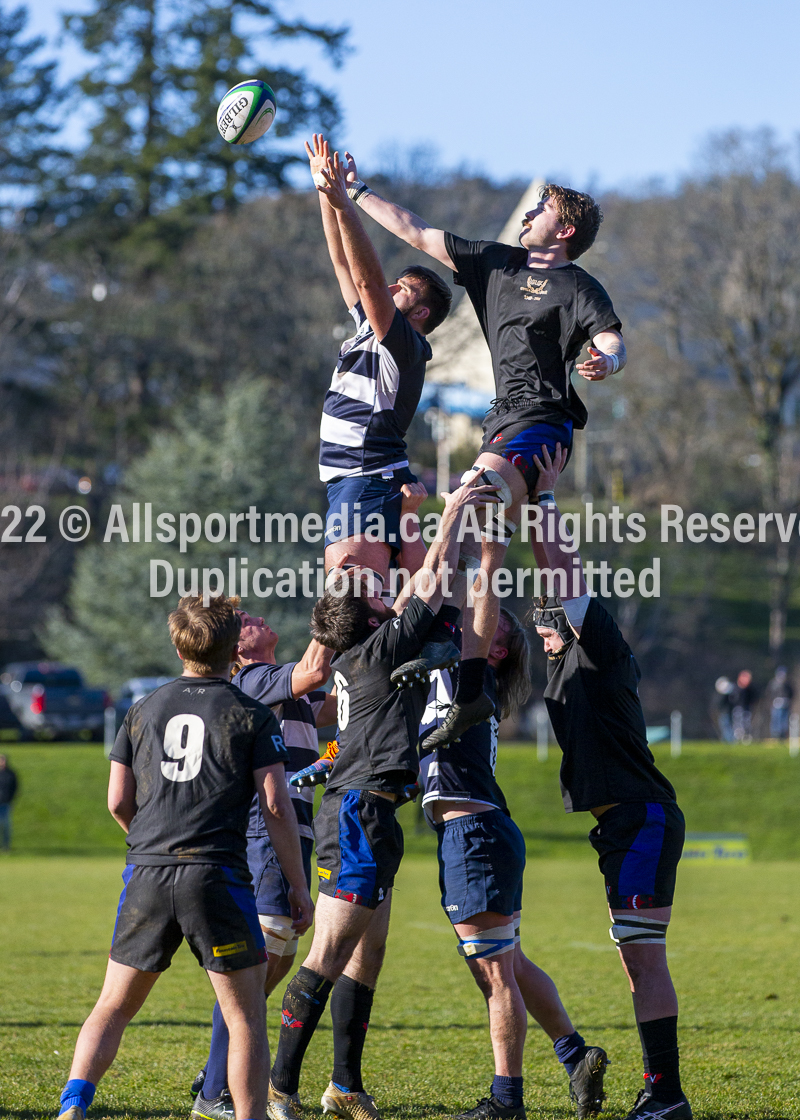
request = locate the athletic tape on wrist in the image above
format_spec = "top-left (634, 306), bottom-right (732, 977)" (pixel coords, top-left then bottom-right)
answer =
top-left (346, 179), bottom-right (367, 200)
top-left (608, 352), bottom-right (620, 374)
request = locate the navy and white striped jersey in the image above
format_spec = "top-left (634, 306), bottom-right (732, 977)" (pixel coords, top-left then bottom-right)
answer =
top-left (319, 301), bottom-right (431, 482)
top-left (234, 662), bottom-right (327, 843)
top-left (418, 665), bottom-right (508, 826)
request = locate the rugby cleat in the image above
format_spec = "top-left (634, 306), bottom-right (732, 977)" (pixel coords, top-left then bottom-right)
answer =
top-left (190, 1090), bottom-right (235, 1120)
top-left (57, 1109), bottom-right (85, 1120)
top-left (291, 741), bottom-right (339, 788)
top-left (267, 1081), bottom-right (303, 1120)
top-left (321, 1082), bottom-right (381, 1120)
top-left (568, 1046), bottom-right (608, 1117)
top-left (422, 692), bottom-right (495, 747)
top-left (190, 1068), bottom-right (206, 1099)
top-left (390, 639), bottom-right (460, 689)
top-left (454, 1096), bottom-right (526, 1120)
top-left (622, 1091), bottom-right (692, 1120)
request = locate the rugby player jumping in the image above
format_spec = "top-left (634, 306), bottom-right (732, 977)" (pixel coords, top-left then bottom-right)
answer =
top-left (335, 150), bottom-right (625, 742)
top-left (529, 446), bottom-right (690, 1120)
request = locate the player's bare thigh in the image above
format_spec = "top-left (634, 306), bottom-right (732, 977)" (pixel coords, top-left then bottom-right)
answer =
top-left (302, 892), bottom-right (380, 982)
top-left (470, 451), bottom-right (527, 527)
top-left (324, 539), bottom-right (392, 584)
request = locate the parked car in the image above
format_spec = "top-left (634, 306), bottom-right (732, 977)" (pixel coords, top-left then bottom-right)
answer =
top-left (0, 662), bottom-right (110, 741)
top-left (114, 677), bottom-right (174, 733)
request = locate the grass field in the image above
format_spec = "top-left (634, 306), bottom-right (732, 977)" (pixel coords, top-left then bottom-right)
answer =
top-left (3, 744), bottom-right (800, 1119)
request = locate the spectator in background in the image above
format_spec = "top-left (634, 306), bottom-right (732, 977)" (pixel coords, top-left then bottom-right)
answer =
top-left (712, 678), bottom-right (735, 742)
top-left (0, 754), bottom-right (19, 850)
top-left (765, 667), bottom-right (794, 740)
top-left (731, 670), bottom-right (757, 744)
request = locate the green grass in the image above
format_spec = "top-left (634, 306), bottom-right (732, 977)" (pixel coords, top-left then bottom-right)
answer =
top-left (2, 855), bottom-right (800, 1119)
top-left (5, 741), bottom-right (800, 859)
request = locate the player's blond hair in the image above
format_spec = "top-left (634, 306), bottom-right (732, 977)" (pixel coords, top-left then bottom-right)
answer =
top-left (168, 594), bottom-right (242, 675)
top-left (494, 608), bottom-right (532, 719)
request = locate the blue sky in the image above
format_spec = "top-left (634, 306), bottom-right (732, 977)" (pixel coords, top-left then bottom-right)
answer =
top-left (28, 0), bottom-right (800, 191)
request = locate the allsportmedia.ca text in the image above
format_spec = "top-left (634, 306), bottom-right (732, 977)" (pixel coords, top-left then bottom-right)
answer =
top-left (96, 503), bottom-right (800, 551)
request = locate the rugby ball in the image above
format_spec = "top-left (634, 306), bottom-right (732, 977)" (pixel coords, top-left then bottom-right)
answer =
top-left (216, 80), bottom-right (277, 145)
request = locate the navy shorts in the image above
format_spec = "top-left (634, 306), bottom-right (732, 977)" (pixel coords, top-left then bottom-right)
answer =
top-left (482, 420), bottom-right (573, 499)
top-left (436, 809), bottom-right (526, 924)
top-left (247, 834), bottom-right (313, 917)
top-left (589, 801), bottom-right (685, 910)
top-left (325, 467), bottom-right (417, 557)
top-left (110, 863), bottom-right (267, 973)
top-left (314, 788), bottom-right (403, 909)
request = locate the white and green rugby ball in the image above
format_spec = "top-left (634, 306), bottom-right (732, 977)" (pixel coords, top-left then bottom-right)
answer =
top-left (216, 79), bottom-right (277, 145)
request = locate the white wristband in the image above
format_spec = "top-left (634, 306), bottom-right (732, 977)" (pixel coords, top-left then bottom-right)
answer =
top-left (607, 352), bottom-right (620, 374)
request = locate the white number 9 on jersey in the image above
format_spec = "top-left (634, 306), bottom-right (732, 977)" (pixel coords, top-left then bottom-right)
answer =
top-left (161, 713), bottom-right (205, 782)
top-left (334, 671), bottom-right (350, 731)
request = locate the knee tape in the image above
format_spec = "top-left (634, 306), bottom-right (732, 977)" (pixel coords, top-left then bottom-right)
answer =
top-left (609, 914), bottom-right (669, 947)
top-left (325, 565), bottom-right (384, 600)
top-left (259, 914), bottom-right (300, 957)
top-left (461, 465), bottom-right (514, 508)
top-left (514, 922), bottom-right (521, 946)
top-left (457, 923), bottom-right (516, 960)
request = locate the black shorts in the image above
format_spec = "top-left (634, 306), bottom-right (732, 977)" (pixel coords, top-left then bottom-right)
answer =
top-left (481, 420), bottom-right (573, 499)
top-left (589, 801), bottom-right (685, 910)
top-left (437, 809), bottom-right (526, 924)
top-left (110, 863), bottom-right (267, 973)
top-left (247, 834), bottom-right (313, 917)
top-left (314, 788), bottom-right (404, 909)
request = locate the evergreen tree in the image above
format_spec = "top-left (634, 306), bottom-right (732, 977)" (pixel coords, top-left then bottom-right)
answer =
top-left (40, 0), bottom-right (346, 258)
top-left (43, 377), bottom-right (322, 687)
top-left (0, 3), bottom-right (65, 206)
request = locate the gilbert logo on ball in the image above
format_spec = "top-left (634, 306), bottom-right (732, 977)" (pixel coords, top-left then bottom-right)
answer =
top-left (217, 79), bottom-right (276, 145)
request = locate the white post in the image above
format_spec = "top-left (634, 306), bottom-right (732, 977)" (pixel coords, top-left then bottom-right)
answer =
top-left (536, 703), bottom-right (549, 762)
top-left (670, 710), bottom-right (682, 758)
top-left (435, 410), bottom-right (450, 497)
top-left (789, 712), bottom-right (800, 758)
top-left (104, 705), bottom-right (116, 758)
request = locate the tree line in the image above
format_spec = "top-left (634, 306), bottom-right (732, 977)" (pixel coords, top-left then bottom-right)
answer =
top-left (0, 0), bottom-right (797, 733)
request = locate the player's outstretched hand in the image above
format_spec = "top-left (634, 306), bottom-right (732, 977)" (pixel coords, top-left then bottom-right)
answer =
top-left (288, 884), bottom-right (315, 935)
top-left (576, 346), bottom-right (615, 381)
top-left (342, 150), bottom-right (360, 186)
top-left (318, 151), bottom-right (351, 210)
top-left (401, 480), bottom-right (428, 516)
top-left (305, 132), bottom-right (330, 187)
top-left (532, 443), bottom-right (569, 495)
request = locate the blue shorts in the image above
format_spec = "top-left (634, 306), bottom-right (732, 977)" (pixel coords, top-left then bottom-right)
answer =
top-left (246, 834), bottom-right (313, 917)
top-left (589, 801), bottom-right (685, 910)
top-left (482, 420), bottom-right (573, 499)
top-left (436, 809), bottom-right (526, 924)
top-left (325, 467), bottom-right (417, 557)
top-left (314, 787), bottom-right (404, 909)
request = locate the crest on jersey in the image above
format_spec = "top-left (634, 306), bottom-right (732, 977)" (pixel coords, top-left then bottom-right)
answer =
top-left (520, 276), bottom-right (549, 301)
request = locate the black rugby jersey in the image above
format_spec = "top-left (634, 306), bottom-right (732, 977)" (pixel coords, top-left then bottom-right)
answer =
top-left (319, 301), bottom-right (431, 482)
top-left (418, 665), bottom-right (508, 825)
top-left (444, 233), bottom-right (621, 437)
top-left (235, 661), bottom-right (327, 843)
top-left (109, 676), bottom-right (289, 872)
top-left (326, 594), bottom-right (435, 795)
top-left (543, 599), bottom-right (676, 813)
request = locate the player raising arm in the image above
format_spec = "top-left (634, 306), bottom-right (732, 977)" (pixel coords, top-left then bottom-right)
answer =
top-left (528, 446), bottom-right (690, 1120)
top-left (338, 149), bottom-right (625, 744)
top-left (266, 475), bottom-right (497, 1120)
